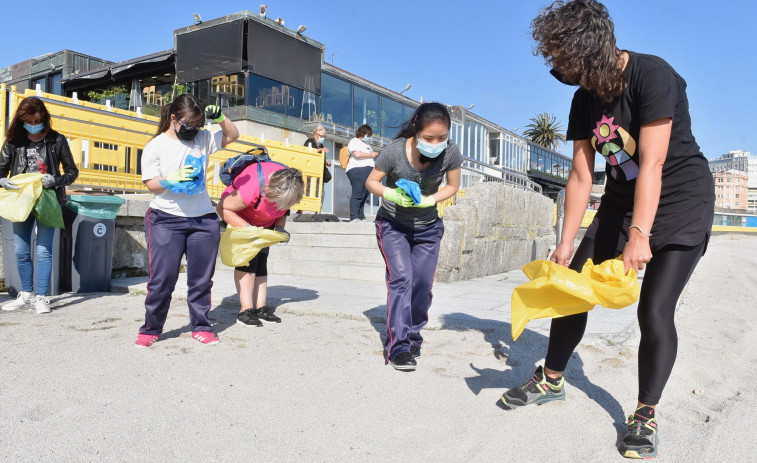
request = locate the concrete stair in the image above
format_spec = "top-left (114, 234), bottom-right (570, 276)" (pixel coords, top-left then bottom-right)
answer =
top-left (267, 221), bottom-right (387, 282)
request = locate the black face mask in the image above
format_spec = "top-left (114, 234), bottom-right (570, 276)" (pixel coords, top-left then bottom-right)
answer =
top-left (550, 68), bottom-right (580, 86)
top-left (175, 124), bottom-right (200, 141)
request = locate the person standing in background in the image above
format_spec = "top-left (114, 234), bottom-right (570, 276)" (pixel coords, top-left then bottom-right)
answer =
top-left (304, 124), bottom-right (333, 182)
top-left (0, 97), bottom-right (78, 314)
top-left (346, 124), bottom-right (378, 222)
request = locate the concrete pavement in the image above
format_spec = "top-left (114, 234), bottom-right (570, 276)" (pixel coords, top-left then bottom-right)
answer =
top-left (1, 234), bottom-right (755, 462)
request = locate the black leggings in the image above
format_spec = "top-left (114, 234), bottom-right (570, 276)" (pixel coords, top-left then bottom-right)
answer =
top-left (544, 235), bottom-right (706, 406)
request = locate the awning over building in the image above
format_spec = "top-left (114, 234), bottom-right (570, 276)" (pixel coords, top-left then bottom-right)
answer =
top-left (62, 50), bottom-right (175, 92)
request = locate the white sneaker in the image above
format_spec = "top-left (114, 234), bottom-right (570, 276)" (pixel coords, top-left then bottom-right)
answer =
top-left (34, 296), bottom-right (52, 314)
top-left (2, 291), bottom-right (34, 311)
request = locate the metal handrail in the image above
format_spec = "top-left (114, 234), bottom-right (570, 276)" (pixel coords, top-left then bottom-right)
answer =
top-left (460, 156), bottom-right (542, 193)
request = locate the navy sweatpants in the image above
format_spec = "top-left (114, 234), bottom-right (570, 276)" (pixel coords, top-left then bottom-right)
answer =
top-left (139, 209), bottom-right (220, 335)
top-left (375, 217), bottom-right (444, 361)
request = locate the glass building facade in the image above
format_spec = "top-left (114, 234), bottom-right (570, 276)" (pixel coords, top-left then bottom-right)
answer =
top-left (321, 72), bottom-right (415, 138)
top-left (529, 142), bottom-right (570, 180)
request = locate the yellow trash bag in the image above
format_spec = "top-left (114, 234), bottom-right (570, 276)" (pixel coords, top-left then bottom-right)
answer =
top-left (219, 225), bottom-right (290, 267)
top-left (0, 173), bottom-right (43, 222)
top-left (511, 257), bottom-right (640, 341)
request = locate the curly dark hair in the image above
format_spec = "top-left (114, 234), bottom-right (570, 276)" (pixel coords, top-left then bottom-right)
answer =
top-left (531, 0), bottom-right (626, 103)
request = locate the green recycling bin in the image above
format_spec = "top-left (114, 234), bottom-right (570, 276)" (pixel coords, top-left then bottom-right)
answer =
top-left (60, 194), bottom-right (125, 293)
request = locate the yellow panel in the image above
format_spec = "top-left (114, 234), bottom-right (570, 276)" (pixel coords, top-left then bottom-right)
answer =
top-left (0, 88), bottom-right (324, 212)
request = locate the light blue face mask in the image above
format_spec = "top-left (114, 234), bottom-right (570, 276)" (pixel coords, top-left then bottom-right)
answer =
top-left (416, 138), bottom-right (447, 158)
top-left (317, 137), bottom-right (325, 144)
top-left (24, 123), bottom-right (44, 134)
top-left (363, 136), bottom-right (371, 143)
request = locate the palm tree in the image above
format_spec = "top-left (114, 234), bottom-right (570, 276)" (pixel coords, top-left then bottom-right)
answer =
top-left (523, 112), bottom-right (566, 152)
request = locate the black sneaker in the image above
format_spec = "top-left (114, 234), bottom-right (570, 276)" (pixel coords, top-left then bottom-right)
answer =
top-left (254, 306), bottom-right (281, 323)
top-left (410, 345), bottom-right (421, 358)
top-left (237, 308), bottom-right (263, 327)
top-left (497, 366), bottom-right (566, 410)
top-left (620, 406), bottom-right (658, 459)
top-left (389, 352), bottom-right (417, 371)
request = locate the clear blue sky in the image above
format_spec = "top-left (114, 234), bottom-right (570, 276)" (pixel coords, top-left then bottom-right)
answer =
top-left (1, 0), bottom-right (754, 159)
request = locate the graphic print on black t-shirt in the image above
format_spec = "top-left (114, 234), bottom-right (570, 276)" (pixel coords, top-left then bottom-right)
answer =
top-left (591, 114), bottom-right (638, 182)
top-left (25, 141), bottom-right (49, 174)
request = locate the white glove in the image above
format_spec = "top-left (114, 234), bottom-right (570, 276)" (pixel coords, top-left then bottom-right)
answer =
top-left (0, 178), bottom-right (19, 190)
top-left (41, 174), bottom-right (56, 188)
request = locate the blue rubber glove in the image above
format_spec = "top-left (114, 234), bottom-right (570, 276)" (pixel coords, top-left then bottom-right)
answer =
top-left (383, 188), bottom-right (414, 207)
top-left (166, 165), bottom-right (198, 182)
top-left (412, 195), bottom-right (437, 208)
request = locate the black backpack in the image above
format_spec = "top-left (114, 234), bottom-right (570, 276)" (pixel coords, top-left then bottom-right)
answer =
top-left (220, 144), bottom-right (286, 207)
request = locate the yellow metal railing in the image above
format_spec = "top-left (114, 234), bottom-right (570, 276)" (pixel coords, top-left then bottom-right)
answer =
top-left (437, 190), bottom-right (466, 217)
top-left (0, 85), bottom-right (324, 212)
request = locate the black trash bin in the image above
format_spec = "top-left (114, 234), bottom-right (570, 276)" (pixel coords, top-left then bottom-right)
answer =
top-left (60, 194), bottom-right (125, 293)
top-left (1, 217), bottom-right (62, 297)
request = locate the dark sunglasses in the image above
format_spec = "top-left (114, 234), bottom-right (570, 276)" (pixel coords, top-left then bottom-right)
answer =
top-left (178, 120), bottom-right (202, 131)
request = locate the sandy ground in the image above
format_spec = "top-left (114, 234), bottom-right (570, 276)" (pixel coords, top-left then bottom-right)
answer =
top-left (0, 236), bottom-right (755, 462)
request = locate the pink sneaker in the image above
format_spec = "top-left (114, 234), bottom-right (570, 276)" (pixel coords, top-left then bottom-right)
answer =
top-left (192, 331), bottom-right (220, 345)
top-left (134, 334), bottom-right (159, 348)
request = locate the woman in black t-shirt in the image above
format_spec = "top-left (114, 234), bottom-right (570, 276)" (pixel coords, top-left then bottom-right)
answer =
top-left (497, 1), bottom-right (714, 459)
top-left (304, 124), bottom-right (332, 184)
top-left (0, 97), bottom-right (79, 314)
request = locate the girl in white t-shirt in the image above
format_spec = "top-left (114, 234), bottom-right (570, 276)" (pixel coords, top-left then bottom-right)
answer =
top-left (345, 124), bottom-right (378, 221)
top-left (135, 94), bottom-right (239, 348)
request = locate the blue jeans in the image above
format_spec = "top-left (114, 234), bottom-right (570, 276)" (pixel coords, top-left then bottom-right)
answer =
top-left (13, 214), bottom-right (55, 295)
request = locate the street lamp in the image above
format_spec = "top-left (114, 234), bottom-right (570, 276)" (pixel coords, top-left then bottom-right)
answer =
top-left (399, 84), bottom-right (412, 94)
top-left (193, 13), bottom-right (202, 24)
top-left (297, 25), bottom-right (307, 34)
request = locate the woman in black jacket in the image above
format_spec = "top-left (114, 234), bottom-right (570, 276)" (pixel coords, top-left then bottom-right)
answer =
top-left (0, 96), bottom-right (78, 314)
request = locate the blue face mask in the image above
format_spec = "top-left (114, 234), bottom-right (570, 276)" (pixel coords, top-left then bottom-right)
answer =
top-left (24, 123), bottom-right (44, 134)
top-left (363, 136), bottom-right (371, 143)
top-left (317, 137), bottom-right (325, 144)
top-left (416, 138), bottom-right (447, 158)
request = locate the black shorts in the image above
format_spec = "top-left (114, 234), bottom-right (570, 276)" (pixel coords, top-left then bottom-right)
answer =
top-left (584, 200), bottom-right (714, 255)
top-left (234, 246), bottom-right (269, 276)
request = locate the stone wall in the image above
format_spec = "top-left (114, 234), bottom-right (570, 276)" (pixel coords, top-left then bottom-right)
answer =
top-left (437, 183), bottom-right (556, 282)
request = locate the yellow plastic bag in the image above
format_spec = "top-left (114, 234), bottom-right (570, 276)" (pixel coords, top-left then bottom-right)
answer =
top-left (511, 257), bottom-right (640, 341)
top-left (219, 225), bottom-right (290, 267)
top-left (0, 173), bottom-right (43, 222)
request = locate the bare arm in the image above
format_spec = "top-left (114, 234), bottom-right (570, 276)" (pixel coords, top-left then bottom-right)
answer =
top-left (218, 117), bottom-right (239, 148)
top-left (623, 118), bottom-right (671, 272)
top-left (351, 150), bottom-right (378, 160)
top-left (551, 139), bottom-right (595, 267)
top-left (143, 177), bottom-right (166, 194)
top-left (216, 190), bottom-right (250, 228)
top-left (365, 167), bottom-right (388, 196)
top-left (432, 167), bottom-right (461, 202)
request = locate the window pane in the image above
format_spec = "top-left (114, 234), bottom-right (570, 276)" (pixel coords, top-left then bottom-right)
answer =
top-left (248, 74), bottom-right (290, 116)
top-left (321, 73), bottom-right (352, 127)
top-left (50, 73), bottom-right (62, 95)
top-left (353, 86), bottom-right (379, 132)
top-left (32, 77), bottom-right (46, 93)
top-left (380, 97), bottom-right (403, 138)
top-left (207, 73), bottom-right (245, 108)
